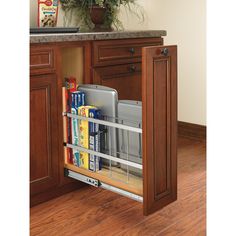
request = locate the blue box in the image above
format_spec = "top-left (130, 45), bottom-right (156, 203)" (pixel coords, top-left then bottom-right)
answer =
top-left (71, 91), bottom-right (85, 166)
top-left (88, 108), bottom-right (102, 172)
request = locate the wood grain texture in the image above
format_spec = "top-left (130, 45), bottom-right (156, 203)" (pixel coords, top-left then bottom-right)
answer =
top-left (65, 163), bottom-right (143, 196)
top-left (30, 44), bottom-right (88, 206)
top-left (30, 137), bottom-right (206, 236)
top-left (91, 37), bottom-right (164, 101)
top-left (142, 45), bottom-right (177, 215)
top-left (30, 182), bottom-right (85, 207)
top-left (30, 45), bottom-right (56, 75)
top-left (93, 62), bottom-right (142, 100)
top-left (92, 38), bottom-right (163, 67)
top-left (30, 74), bottom-right (59, 196)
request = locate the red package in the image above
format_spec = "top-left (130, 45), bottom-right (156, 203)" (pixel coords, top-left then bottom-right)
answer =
top-left (64, 77), bottom-right (77, 164)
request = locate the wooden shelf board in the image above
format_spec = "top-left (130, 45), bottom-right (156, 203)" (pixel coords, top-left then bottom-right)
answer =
top-left (64, 163), bottom-right (143, 196)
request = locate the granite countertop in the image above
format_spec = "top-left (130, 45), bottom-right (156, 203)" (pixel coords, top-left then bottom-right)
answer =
top-left (30, 30), bottom-right (166, 44)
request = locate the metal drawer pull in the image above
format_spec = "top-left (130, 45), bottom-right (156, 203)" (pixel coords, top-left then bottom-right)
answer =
top-left (161, 48), bottom-right (169, 56)
top-left (129, 65), bottom-right (136, 72)
top-left (129, 47), bottom-right (135, 54)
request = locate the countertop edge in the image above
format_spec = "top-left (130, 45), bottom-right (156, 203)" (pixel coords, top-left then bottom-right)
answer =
top-left (30, 30), bottom-right (167, 44)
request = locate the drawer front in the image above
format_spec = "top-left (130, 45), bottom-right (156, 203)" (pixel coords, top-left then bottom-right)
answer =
top-left (30, 47), bottom-right (55, 75)
top-left (93, 63), bottom-right (142, 100)
top-left (93, 38), bottom-right (163, 66)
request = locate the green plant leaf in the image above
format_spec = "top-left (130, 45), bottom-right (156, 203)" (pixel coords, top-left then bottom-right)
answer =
top-left (60, 0), bottom-right (144, 30)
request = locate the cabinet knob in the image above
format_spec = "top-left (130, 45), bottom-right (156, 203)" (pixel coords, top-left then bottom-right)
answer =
top-left (129, 65), bottom-right (136, 72)
top-left (129, 47), bottom-right (135, 54)
top-left (161, 48), bottom-right (169, 56)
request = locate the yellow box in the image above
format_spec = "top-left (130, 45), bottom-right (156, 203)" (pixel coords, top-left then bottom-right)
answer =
top-left (78, 106), bottom-right (96, 169)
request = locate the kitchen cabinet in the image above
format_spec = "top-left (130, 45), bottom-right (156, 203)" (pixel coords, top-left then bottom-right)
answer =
top-left (30, 45), bottom-right (83, 206)
top-left (30, 35), bottom-right (177, 215)
top-left (92, 38), bottom-right (163, 100)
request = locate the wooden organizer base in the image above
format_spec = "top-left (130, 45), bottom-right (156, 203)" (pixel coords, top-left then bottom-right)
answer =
top-left (65, 163), bottom-right (143, 196)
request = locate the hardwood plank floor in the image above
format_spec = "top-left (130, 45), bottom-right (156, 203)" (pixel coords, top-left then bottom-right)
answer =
top-left (30, 137), bottom-right (206, 236)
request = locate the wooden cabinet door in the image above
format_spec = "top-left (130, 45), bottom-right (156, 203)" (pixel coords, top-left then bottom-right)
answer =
top-left (30, 74), bottom-right (59, 196)
top-left (93, 63), bottom-right (142, 100)
top-left (142, 46), bottom-right (177, 215)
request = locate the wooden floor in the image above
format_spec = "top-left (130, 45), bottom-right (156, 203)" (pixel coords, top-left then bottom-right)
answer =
top-left (30, 137), bottom-right (206, 236)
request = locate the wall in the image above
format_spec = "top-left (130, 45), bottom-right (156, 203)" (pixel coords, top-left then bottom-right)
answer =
top-left (147, 0), bottom-right (206, 126)
top-left (30, 0), bottom-right (206, 125)
top-left (120, 0), bottom-right (206, 125)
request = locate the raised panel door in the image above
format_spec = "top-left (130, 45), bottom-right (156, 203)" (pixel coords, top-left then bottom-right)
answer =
top-left (142, 45), bottom-right (177, 215)
top-left (30, 74), bottom-right (59, 196)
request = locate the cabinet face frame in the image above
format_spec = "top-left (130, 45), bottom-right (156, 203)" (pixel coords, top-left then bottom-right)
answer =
top-left (142, 45), bottom-right (177, 215)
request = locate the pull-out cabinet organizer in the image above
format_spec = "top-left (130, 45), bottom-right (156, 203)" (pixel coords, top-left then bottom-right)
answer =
top-left (63, 112), bottom-right (143, 202)
top-left (63, 45), bottom-right (177, 215)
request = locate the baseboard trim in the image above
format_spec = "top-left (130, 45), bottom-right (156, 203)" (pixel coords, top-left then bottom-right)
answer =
top-left (178, 121), bottom-right (206, 140)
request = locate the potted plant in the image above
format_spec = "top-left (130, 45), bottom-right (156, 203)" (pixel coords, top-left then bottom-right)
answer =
top-left (60, 0), bottom-right (143, 31)
top-left (89, 1), bottom-right (107, 30)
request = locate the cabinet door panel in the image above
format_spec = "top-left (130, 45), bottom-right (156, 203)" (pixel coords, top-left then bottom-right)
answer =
top-left (142, 45), bottom-right (177, 215)
top-left (30, 74), bottom-right (59, 195)
top-left (30, 46), bottom-right (55, 75)
top-left (93, 63), bottom-right (142, 100)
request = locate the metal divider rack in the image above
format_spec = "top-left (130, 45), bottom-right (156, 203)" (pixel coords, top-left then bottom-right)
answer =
top-left (63, 112), bottom-right (143, 202)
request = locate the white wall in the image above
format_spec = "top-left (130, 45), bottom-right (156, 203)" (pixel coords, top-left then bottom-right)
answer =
top-left (30, 0), bottom-right (206, 125)
top-left (30, 0), bottom-right (37, 27)
top-left (149, 0), bottom-right (206, 126)
top-left (121, 0), bottom-right (206, 125)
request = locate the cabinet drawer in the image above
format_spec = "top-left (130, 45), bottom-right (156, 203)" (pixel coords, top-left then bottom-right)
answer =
top-left (30, 47), bottom-right (55, 75)
top-left (93, 38), bottom-right (163, 66)
top-left (93, 63), bottom-right (142, 100)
